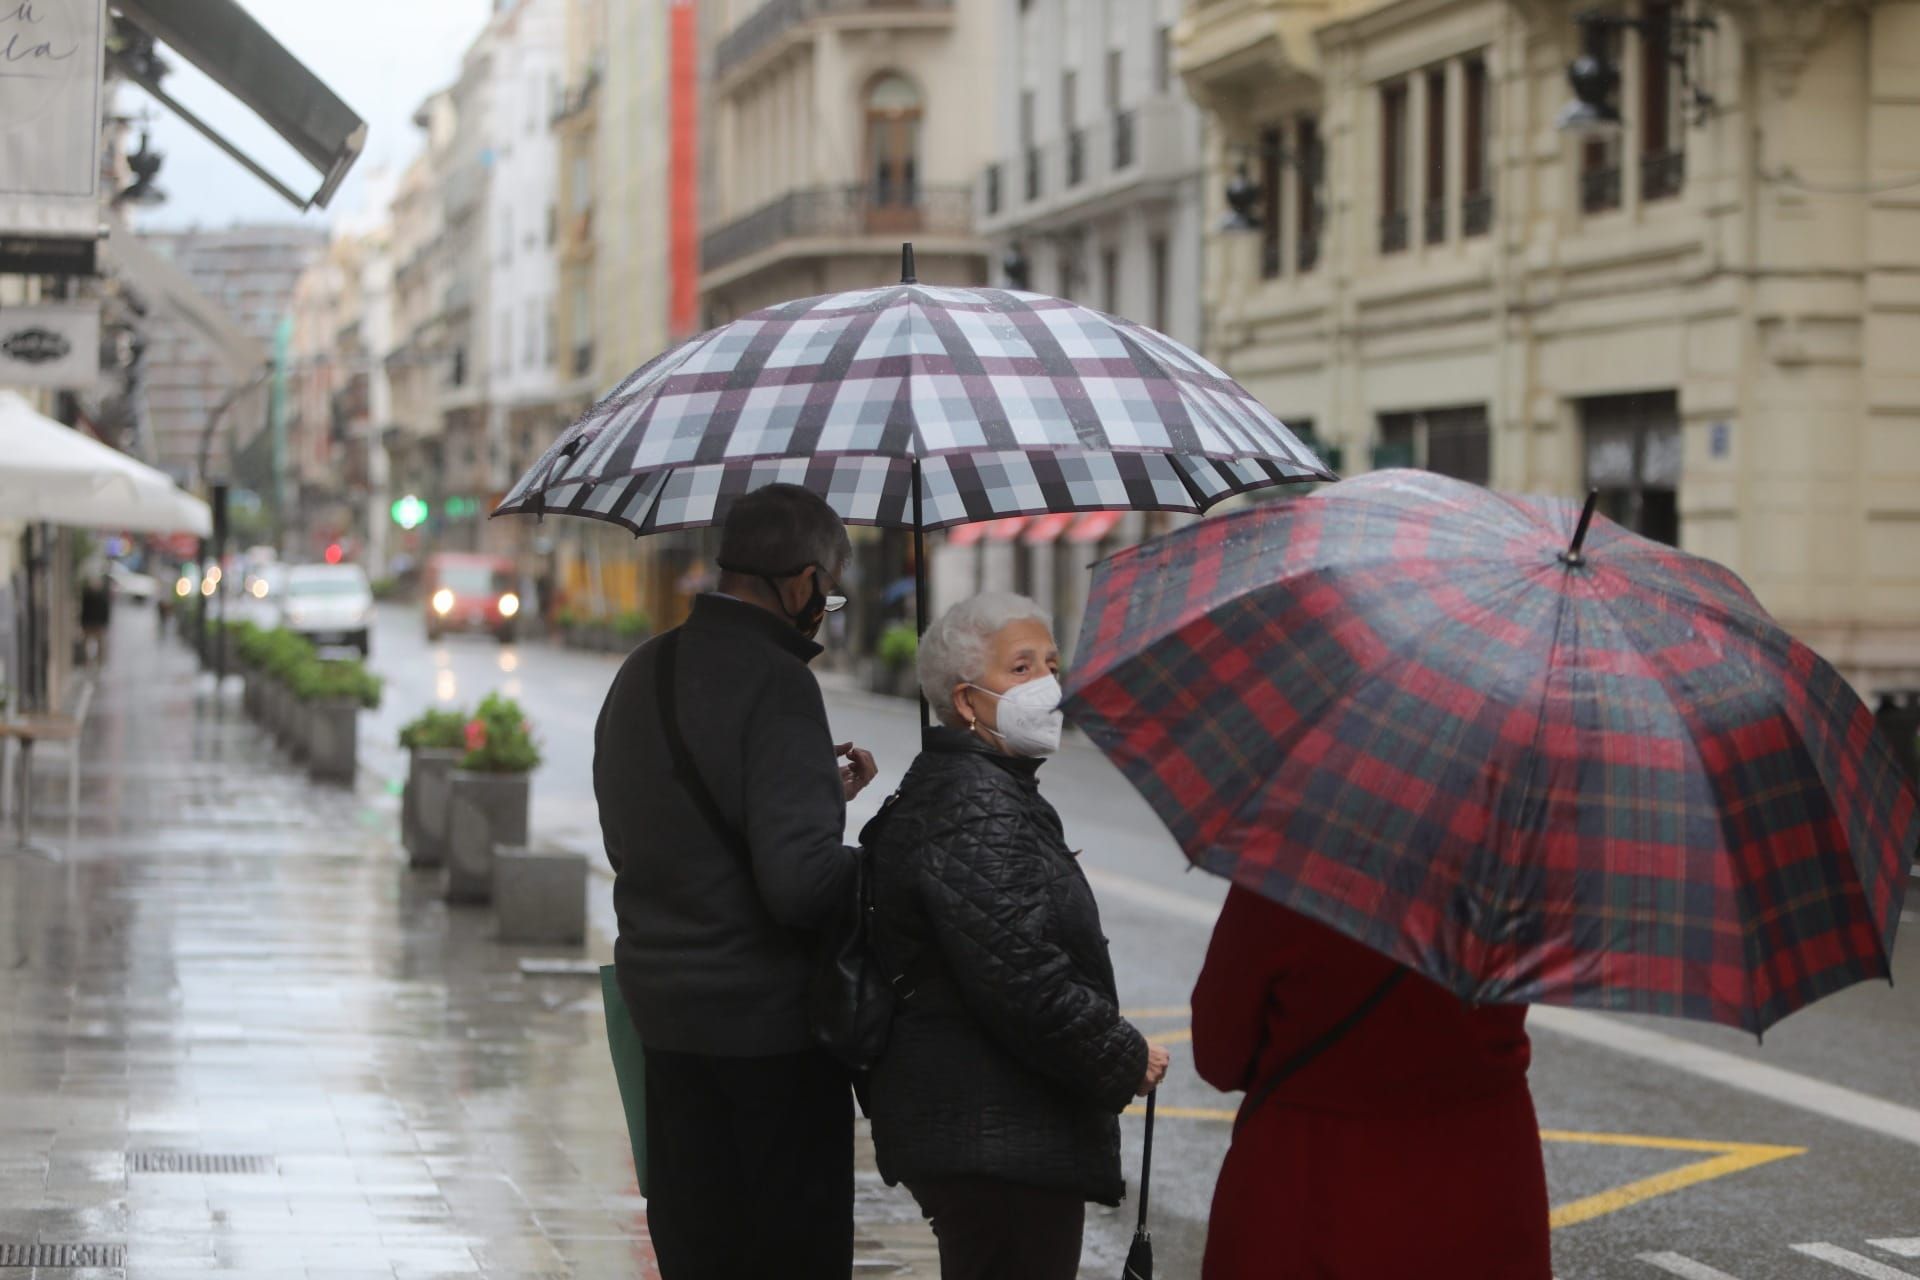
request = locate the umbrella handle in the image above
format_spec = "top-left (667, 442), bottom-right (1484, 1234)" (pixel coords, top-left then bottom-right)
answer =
top-left (1137, 1087), bottom-right (1156, 1232)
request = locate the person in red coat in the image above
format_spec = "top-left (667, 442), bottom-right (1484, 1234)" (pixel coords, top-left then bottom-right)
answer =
top-left (1191, 886), bottom-right (1552, 1279)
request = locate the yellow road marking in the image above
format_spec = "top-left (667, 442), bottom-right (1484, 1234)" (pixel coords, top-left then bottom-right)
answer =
top-left (1119, 1105), bottom-right (1806, 1230)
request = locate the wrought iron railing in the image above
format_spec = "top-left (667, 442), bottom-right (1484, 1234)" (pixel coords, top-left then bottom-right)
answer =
top-left (1641, 150), bottom-right (1685, 202)
top-left (1379, 211), bottom-right (1409, 255)
top-left (1113, 110), bottom-right (1136, 170)
top-left (1424, 200), bottom-right (1446, 245)
top-left (701, 184), bottom-right (974, 274)
top-left (716, 0), bottom-right (955, 79)
top-left (1463, 191), bottom-right (1494, 237)
top-left (1297, 227), bottom-right (1321, 273)
top-left (1581, 165), bottom-right (1622, 214)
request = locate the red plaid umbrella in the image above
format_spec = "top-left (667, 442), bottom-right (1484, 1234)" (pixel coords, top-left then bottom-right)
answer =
top-left (1063, 470), bottom-right (1918, 1035)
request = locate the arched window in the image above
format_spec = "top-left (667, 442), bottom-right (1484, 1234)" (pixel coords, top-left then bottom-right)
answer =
top-left (865, 73), bottom-right (923, 228)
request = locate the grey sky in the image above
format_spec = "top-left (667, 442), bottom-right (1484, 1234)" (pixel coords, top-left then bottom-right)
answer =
top-left (129, 0), bottom-right (492, 232)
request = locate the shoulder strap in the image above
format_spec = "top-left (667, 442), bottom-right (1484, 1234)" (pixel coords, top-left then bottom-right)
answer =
top-left (1233, 968), bottom-right (1407, 1136)
top-left (656, 628), bottom-right (752, 864)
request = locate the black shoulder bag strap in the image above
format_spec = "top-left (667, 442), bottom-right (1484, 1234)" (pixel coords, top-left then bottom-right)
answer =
top-left (1233, 967), bottom-right (1408, 1136)
top-left (655, 629), bottom-right (751, 865)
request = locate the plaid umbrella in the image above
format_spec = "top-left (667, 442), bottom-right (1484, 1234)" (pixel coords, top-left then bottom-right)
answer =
top-left (493, 257), bottom-right (1331, 536)
top-left (1062, 469), bottom-right (1918, 1035)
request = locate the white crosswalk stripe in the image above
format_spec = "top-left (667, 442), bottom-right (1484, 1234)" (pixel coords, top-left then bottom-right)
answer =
top-left (1793, 1244), bottom-right (1920, 1278)
top-left (1872, 1242), bottom-right (1920, 1260)
top-left (1639, 1251), bottom-right (1746, 1279)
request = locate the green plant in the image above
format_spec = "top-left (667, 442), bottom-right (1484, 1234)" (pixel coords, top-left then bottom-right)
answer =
top-left (459, 692), bottom-right (542, 773)
top-left (554, 606), bottom-right (582, 630)
top-left (399, 707), bottom-right (469, 751)
top-left (878, 623), bottom-right (919, 670)
top-left (612, 610), bottom-right (652, 639)
top-left (248, 627), bottom-right (317, 680)
top-left (291, 656), bottom-right (383, 709)
top-left (369, 576), bottom-right (403, 601)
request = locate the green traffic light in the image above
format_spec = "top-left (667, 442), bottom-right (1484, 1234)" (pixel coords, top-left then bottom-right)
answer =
top-left (390, 494), bottom-right (429, 530)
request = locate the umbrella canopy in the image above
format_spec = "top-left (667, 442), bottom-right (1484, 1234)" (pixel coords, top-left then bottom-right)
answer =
top-left (0, 391), bottom-right (211, 535)
top-left (1063, 470), bottom-right (1918, 1035)
top-left (494, 281), bottom-right (1332, 535)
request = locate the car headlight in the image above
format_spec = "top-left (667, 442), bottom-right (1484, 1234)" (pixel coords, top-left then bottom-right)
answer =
top-left (497, 592), bottom-right (520, 618)
top-left (432, 588), bottom-right (455, 616)
top-left (175, 577), bottom-right (192, 598)
top-left (249, 580), bottom-right (269, 599)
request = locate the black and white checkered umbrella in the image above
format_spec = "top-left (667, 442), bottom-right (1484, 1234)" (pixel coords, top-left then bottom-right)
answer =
top-left (494, 273), bottom-right (1333, 536)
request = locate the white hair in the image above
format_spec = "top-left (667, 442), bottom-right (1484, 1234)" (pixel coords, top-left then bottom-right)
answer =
top-left (917, 592), bottom-right (1055, 729)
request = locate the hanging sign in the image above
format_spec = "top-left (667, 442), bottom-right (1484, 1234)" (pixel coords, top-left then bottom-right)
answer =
top-left (0, 0), bottom-right (107, 239)
top-left (0, 299), bottom-right (99, 386)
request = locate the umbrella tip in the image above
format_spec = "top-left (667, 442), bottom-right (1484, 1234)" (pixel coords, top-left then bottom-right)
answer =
top-left (901, 242), bottom-right (917, 285)
top-left (1560, 489), bottom-right (1601, 567)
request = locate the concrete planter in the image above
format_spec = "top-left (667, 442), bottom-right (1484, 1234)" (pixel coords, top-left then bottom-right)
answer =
top-left (279, 685), bottom-right (309, 761)
top-left (444, 769), bottom-right (531, 904)
top-left (409, 748), bottom-right (464, 869)
top-left (306, 699), bottom-right (360, 785)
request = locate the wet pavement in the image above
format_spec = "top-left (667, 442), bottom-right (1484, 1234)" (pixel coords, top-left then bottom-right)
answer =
top-left (0, 616), bottom-right (937, 1279)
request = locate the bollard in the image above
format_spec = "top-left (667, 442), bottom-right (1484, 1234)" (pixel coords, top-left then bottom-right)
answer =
top-left (493, 844), bottom-right (588, 945)
top-left (445, 770), bottom-right (531, 904)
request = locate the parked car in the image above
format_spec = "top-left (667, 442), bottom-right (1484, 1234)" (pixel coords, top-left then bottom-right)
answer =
top-left (281, 562), bottom-right (376, 655)
top-left (107, 562), bottom-right (156, 603)
top-left (232, 564), bottom-right (286, 629)
top-left (423, 552), bottom-right (521, 643)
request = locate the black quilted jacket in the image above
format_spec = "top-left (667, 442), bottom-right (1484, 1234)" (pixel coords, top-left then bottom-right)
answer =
top-left (866, 728), bottom-right (1149, 1205)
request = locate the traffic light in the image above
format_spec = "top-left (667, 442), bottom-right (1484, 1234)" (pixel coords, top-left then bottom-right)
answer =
top-left (390, 494), bottom-right (429, 530)
top-left (324, 543), bottom-right (343, 565)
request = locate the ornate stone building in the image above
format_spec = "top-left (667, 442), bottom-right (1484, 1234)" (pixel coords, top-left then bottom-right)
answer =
top-left (1178, 0), bottom-right (1920, 688)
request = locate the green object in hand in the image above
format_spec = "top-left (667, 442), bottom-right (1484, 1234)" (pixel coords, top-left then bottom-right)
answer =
top-left (600, 965), bottom-right (649, 1197)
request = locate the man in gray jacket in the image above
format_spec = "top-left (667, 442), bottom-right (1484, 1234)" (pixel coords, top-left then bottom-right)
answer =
top-left (593, 483), bottom-right (879, 1279)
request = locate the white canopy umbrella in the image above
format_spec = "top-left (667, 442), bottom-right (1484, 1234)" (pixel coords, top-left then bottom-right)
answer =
top-left (0, 391), bottom-right (211, 536)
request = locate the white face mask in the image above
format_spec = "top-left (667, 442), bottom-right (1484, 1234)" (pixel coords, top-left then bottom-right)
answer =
top-left (966, 675), bottom-right (1065, 758)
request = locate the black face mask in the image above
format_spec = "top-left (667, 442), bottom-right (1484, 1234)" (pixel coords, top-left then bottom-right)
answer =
top-left (718, 559), bottom-right (837, 640)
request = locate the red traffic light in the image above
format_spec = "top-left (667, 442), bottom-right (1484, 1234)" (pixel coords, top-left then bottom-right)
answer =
top-left (324, 543), bottom-right (344, 565)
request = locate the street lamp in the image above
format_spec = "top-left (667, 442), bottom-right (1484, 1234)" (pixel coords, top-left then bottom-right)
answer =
top-left (113, 131), bottom-right (167, 208)
top-left (1557, 7), bottom-right (1718, 137)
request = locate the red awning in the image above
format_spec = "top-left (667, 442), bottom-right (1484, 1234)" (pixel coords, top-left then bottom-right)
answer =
top-left (1066, 511), bottom-right (1126, 544)
top-left (1021, 513), bottom-right (1076, 545)
top-left (947, 516), bottom-right (1028, 547)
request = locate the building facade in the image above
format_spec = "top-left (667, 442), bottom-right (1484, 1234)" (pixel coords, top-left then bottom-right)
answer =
top-left (138, 226), bottom-right (324, 484)
top-left (1178, 0), bottom-right (1920, 689)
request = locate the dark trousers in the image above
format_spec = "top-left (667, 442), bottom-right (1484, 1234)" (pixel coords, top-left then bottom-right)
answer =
top-left (643, 1047), bottom-right (853, 1280)
top-left (906, 1176), bottom-right (1085, 1280)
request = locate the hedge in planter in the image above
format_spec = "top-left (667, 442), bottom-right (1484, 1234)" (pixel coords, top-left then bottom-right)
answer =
top-left (294, 656), bottom-right (383, 785)
top-left (445, 693), bottom-right (542, 904)
top-left (400, 708), bottom-right (468, 867)
top-left (875, 623), bottom-right (920, 698)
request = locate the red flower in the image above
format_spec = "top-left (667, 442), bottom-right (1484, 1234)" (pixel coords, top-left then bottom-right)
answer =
top-left (465, 719), bottom-right (488, 752)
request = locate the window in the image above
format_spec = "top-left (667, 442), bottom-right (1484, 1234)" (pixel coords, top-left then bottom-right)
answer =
top-left (1463, 57), bottom-right (1492, 235)
top-left (1106, 49), bottom-right (1122, 113)
top-left (1424, 67), bottom-right (1448, 244)
top-left (498, 311), bottom-right (512, 372)
top-left (1149, 234), bottom-right (1169, 333)
top-left (1380, 82), bottom-right (1410, 253)
top-left (1022, 89), bottom-right (1042, 200)
top-left (1375, 406), bottom-right (1491, 485)
top-left (524, 301), bottom-right (538, 368)
top-left (1101, 247), bottom-right (1119, 313)
top-left (865, 74), bottom-right (923, 223)
top-left (1581, 27), bottom-right (1625, 213)
top-left (1259, 125), bottom-right (1284, 279)
top-left (1062, 70), bottom-right (1078, 133)
top-left (570, 152), bottom-right (592, 215)
top-left (1641, 4), bottom-right (1684, 200)
top-left (1297, 115), bottom-right (1324, 272)
top-left (1582, 392), bottom-right (1680, 545)
top-left (1156, 25), bottom-right (1173, 95)
top-left (1057, 234), bottom-right (1082, 301)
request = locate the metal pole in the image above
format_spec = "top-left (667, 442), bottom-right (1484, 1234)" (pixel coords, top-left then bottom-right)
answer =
top-left (912, 458), bottom-right (930, 735)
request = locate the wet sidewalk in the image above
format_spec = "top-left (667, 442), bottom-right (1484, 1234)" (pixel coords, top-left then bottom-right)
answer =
top-left (0, 618), bottom-right (936, 1278)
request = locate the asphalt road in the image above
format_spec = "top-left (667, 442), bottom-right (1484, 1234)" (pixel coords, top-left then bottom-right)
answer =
top-left (362, 604), bottom-right (1920, 1279)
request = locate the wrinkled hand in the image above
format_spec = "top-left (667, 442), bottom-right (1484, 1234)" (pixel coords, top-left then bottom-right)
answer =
top-left (1137, 1042), bottom-right (1171, 1096)
top-left (837, 742), bottom-right (878, 802)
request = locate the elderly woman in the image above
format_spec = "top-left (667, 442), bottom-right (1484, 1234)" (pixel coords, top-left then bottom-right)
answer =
top-left (866, 592), bottom-right (1169, 1280)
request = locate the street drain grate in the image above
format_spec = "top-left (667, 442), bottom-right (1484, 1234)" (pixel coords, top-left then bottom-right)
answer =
top-left (0, 1242), bottom-right (128, 1267)
top-left (128, 1150), bottom-right (274, 1174)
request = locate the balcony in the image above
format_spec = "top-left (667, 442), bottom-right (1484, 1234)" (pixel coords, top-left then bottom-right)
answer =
top-left (978, 96), bottom-right (1197, 237)
top-left (715, 0), bottom-right (955, 87)
top-left (701, 184), bottom-right (974, 277)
